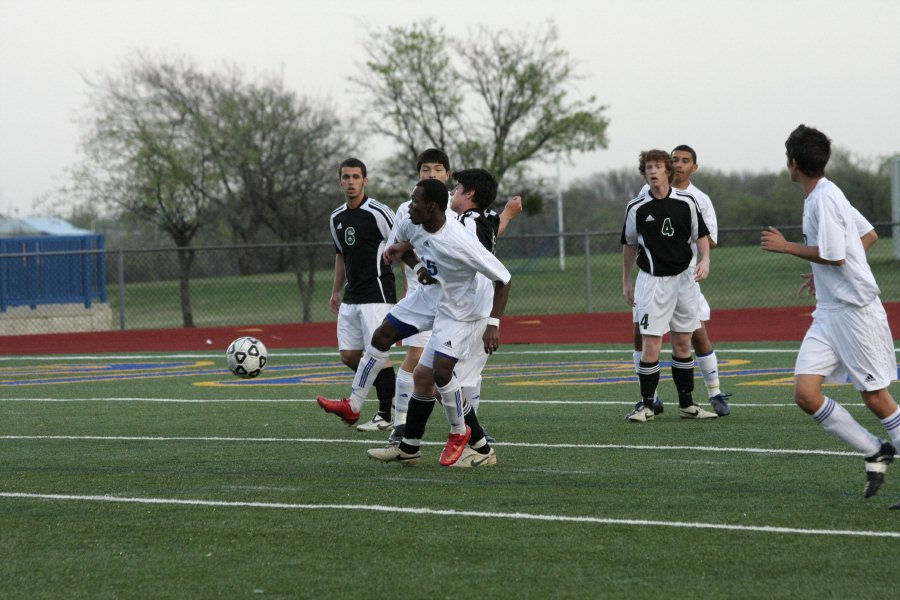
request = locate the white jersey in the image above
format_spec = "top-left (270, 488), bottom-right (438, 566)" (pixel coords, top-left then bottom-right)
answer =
top-left (803, 178), bottom-right (880, 307)
top-left (394, 216), bottom-right (511, 322)
top-left (387, 193), bottom-right (456, 297)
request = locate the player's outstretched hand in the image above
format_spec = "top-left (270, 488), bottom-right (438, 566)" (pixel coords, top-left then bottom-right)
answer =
top-left (504, 196), bottom-right (523, 218)
top-left (799, 272), bottom-right (816, 296)
top-left (760, 226), bottom-right (787, 253)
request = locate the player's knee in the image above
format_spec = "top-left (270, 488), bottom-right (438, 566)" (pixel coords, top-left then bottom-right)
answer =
top-left (793, 385), bottom-right (821, 414)
top-left (371, 324), bottom-right (399, 352)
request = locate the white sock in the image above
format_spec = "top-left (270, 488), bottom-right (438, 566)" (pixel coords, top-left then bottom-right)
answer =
top-left (880, 406), bottom-right (900, 448)
top-left (697, 350), bottom-right (721, 398)
top-left (814, 396), bottom-right (881, 455)
top-left (348, 345), bottom-right (390, 412)
top-left (394, 368), bottom-right (414, 416)
top-left (437, 376), bottom-right (466, 434)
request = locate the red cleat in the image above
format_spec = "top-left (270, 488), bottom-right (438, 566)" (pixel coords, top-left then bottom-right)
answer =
top-left (439, 425), bottom-right (471, 466)
top-left (316, 396), bottom-right (361, 425)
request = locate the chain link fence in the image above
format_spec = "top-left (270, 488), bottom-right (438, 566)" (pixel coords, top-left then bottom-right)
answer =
top-left (1, 224), bottom-right (897, 335)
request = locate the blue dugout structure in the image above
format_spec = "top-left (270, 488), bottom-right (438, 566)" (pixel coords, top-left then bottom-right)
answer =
top-left (0, 235), bottom-right (107, 311)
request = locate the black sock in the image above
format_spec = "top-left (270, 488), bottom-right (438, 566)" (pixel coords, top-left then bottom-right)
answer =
top-left (463, 402), bottom-right (489, 451)
top-left (373, 366), bottom-right (396, 418)
top-left (637, 361), bottom-right (660, 408)
top-left (671, 355), bottom-right (695, 408)
top-left (401, 394), bottom-right (436, 450)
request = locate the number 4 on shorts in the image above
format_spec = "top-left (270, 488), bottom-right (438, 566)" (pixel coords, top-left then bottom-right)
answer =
top-left (639, 313), bottom-right (649, 330)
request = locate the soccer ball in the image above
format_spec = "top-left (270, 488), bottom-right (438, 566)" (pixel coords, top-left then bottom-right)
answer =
top-left (226, 337), bottom-right (268, 378)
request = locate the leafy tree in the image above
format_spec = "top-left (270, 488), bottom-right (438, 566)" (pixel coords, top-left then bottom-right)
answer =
top-left (354, 21), bottom-right (609, 183)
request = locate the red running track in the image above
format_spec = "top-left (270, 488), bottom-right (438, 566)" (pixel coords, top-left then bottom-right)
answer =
top-left (2, 303), bottom-right (898, 355)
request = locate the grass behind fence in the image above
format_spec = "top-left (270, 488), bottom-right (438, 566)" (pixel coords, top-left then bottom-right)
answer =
top-left (107, 242), bottom-right (900, 330)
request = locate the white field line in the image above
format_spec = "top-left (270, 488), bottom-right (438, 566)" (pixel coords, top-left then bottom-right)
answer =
top-left (1, 346), bottom-right (895, 362)
top-left (0, 434), bottom-right (865, 458)
top-left (0, 491), bottom-right (896, 539)
top-left (0, 397), bottom-right (860, 408)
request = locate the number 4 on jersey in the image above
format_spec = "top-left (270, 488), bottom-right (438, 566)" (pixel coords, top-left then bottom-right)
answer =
top-left (661, 218), bottom-right (674, 237)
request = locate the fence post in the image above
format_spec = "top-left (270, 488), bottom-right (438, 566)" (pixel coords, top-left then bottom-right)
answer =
top-left (583, 233), bottom-right (592, 313)
top-left (117, 250), bottom-right (126, 330)
top-left (892, 156), bottom-right (900, 259)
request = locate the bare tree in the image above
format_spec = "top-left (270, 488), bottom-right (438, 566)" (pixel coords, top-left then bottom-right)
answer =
top-left (74, 54), bottom-right (350, 325)
top-left (203, 71), bottom-right (350, 321)
top-left (76, 54), bottom-right (217, 327)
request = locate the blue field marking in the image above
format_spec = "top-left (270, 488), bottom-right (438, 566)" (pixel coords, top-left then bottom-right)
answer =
top-left (2, 356), bottom-right (896, 388)
top-left (0, 362), bottom-right (344, 387)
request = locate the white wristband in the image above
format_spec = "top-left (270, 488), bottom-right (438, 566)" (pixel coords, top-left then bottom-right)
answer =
top-left (414, 262), bottom-right (426, 274)
top-left (487, 317), bottom-right (500, 327)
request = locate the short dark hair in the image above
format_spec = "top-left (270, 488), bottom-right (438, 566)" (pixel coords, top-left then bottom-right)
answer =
top-left (339, 157), bottom-right (367, 178)
top-left (416, 148), bottom-right (450, 173)
top-left (415, 178), bottom-right (449, 212)
top-left (785, 125), bottom-right (830, 177)
top-left (638, 150), bottom-right (674, 182)
top-left (672, 144), bottom-right (697, 164)
top-left (452, 168), bottom-right (498, 210)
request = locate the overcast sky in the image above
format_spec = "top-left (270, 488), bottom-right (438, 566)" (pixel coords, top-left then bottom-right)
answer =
top-left (1, 0), bottom-right (898, 216)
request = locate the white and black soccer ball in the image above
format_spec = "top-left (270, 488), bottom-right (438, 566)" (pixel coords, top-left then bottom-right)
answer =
top-left (226, 337), bottom-right (268, 379)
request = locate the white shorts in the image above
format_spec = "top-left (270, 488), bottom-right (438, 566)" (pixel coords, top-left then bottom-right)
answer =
top-left (633, 270), bottom-right (701, 336)
top-left (633, 288), bottom-right (710, 324)
top-left (454, 344), bottom-right (490, 387)
top-left (795, 299), bottom-right (896, 391)
top-left (336, 303), bottom-right (392, 351)
top-left (418, 316), bottom-right (488, 371)
top-left (388, 288), bottom-right (437, 336)
top-left (698, 290), bottom-right (710, 322)
top-left (402, 330), bottom-right (432, 348)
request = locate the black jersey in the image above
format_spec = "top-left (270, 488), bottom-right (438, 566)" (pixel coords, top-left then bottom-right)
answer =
top-left (621, 188), bottom-right (709, 276)
top-left (457, 208), bottom-right (500, 254)
top-left (330, 196), bottom-right (397, 304)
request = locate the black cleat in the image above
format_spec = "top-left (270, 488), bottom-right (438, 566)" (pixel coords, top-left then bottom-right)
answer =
top-left (632, 396), bottom-right (664, 415)
top-left (387, 423), bottom-right (405, 445)
top-left (709, 392), bottom-right (732, 417)
top-left (863, 441), bottom-right (896, 498)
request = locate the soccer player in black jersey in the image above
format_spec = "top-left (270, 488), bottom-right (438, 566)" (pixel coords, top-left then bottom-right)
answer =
top-left (621, 149), bottom-right (717, 422)
top-left (326, 158), bottom-right (397, 428)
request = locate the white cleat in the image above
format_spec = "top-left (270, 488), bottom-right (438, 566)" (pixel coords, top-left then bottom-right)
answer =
top-left (356, 413), bottom-right (394, 432)
top-left (626, 406), bottom-right (655, 422)
top-left (367, 444), bottom-right (421, 466)
top-left (678, 404), bottom-right (718, 419)
top-left (450, 446), bottom-right (497, 468)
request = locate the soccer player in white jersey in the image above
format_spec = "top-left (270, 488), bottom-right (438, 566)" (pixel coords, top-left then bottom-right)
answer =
top-left (761, 125), bottom-right (898, 500)
top-left (383, 149), bottom-right (521, 445)
top-left (622, 149), bottom-right (716, 422)
top-left (318, 178), bottom-right (512, 467)
top-left (632, 145), bottom-right (731, 417)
